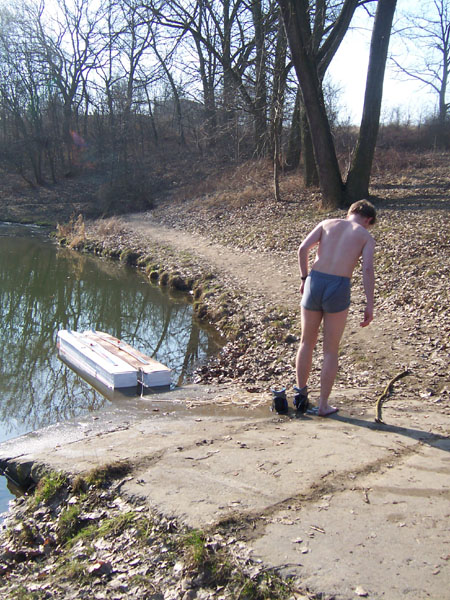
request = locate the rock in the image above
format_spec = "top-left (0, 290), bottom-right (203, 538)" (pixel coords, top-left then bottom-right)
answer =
top-left (88, 560), bottom-right (113, 577)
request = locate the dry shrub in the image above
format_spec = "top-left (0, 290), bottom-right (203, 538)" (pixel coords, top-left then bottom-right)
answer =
top-left (278, 169), bottom-right (306, 197)
top-left (371, 147), bottom-right (433, 175)
top-left (94, 217), bottom-right (126, 238)
top-left (217, 159), bottom-right (272, 190)
top-left (68, 214), bottom-right (86, 249)
top-left (169, 159), bottom-right (272, 206)
top-left (195, 160), bottom-right (273, 209)
top-left (372, 148), bottom-right (414, 174)
top-left (97, 179), bottom-right (153, 215)
top-left (56, 221), bottom-right (73, 240)
top-left (56, 214), bottom-right (86, 248)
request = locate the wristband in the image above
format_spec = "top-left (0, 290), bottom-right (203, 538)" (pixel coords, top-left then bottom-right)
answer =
top-left (301, 275), bottom-right (307, 281)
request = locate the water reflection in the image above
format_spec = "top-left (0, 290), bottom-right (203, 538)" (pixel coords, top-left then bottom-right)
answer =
top-left (0, 223), bottom-right (223, 441)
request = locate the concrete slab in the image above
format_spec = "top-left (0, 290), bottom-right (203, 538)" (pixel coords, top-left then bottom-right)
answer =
top-left (250, 438), bottom-right (450, 600)
top-left (0, 392), bottom-right (448, 600)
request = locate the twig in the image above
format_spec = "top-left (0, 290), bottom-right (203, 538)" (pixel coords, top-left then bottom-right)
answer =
top-left (310, 525), bottom-right (326, 534)
top-left (375, 369), bottom-right (411, 423)
top-left (184, 450), bottom-right (220, 460)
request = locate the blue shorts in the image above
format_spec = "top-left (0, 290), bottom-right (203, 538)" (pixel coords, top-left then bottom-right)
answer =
top-left (301, 270), bottom-right (351, 313)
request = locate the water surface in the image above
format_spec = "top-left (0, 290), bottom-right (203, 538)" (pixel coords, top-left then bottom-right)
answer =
top-left (0, 223), bottom-right (223, 510)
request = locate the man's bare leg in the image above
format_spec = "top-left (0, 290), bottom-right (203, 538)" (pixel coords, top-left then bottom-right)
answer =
top-left (318, 309), bottom-right (349, 416)
top-left (296, 307), bottom-right (323, 389)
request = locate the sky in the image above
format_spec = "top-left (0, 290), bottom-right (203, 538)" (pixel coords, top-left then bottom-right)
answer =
top-left (328, 0), bottom-right (438, 125)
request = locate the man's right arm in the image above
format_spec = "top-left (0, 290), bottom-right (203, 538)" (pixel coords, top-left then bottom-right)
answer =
top-left (298, 223), bottom-right (323, 277)
top-left (360, 236), bottom-right (375, 327)
top-left (297, 223), bottom-right (323, 293)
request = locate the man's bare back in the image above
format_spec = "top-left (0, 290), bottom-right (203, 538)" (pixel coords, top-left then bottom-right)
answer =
top-left (299, 216), bottom-right (375, 279)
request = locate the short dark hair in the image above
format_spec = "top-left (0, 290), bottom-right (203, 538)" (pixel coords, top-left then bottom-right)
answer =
top-left (347, 199), bottom-right (377, 225)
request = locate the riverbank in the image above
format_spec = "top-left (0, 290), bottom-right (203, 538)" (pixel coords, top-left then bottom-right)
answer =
top-left (0, 153), bottom-right (449, 598)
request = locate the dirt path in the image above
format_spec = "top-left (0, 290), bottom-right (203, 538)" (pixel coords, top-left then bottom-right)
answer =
top-left (123, 212), bottom-right (300, 311)
top-left (122, 212), bottom-right (397, 378)
top-left (120, 212), bottom-right (410, 405)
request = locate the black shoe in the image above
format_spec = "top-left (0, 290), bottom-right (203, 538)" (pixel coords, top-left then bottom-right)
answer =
top-left (293, 386), bottom-right (309, 414)
top-left (271, 388), bottom-right (288, 414)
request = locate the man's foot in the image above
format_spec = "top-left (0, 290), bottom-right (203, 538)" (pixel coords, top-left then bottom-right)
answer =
top-left (293, 386), bottom-right (309, 414)
top-left (318, 405), bottom-right (339, 417)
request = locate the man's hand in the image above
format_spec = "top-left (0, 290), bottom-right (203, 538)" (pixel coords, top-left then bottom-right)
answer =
top-left (360, 306), bottom-right (373, 327)
top-left (300, 281), bottom-right (305, 295)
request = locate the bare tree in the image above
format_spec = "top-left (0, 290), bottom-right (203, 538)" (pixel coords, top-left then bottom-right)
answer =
top-left (33, 0), bottom-right (103, 172)
top-left (278, 0), bottom-right (396, 208)
top-left (0, 2), bottom-right (51, 184)
top-left (345, 0), bottom-right (397, 202)
top-left (271, 9), bottom-right (289, 200)
top-left (278, 0), bottom-right (363, 207)
top-left (392, 0), bottom-right (449, 133)
top-left (149, 0), bottom-right (280, 157)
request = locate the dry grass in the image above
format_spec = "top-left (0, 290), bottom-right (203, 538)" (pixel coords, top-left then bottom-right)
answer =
top-left (93, 216), bottom-right (126, 238)
top-left (174, 159), bottom-right (311, 211)
top-left (172, 160), bottom-right (274, 209)
top-left (56, 213), bottom-right (86, 248)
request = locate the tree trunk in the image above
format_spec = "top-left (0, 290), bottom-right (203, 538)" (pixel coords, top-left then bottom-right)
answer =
top-left (279, 0), bottom-right (343, 208)
top-left (251, 0), bottom-right (268, 156)
top-left (344, 0), bottom-right (397, 203)
top-left (285, 85), bottom-right (302, 170)
top-left (192, 31), bottom-right (218, 148)
top-left (270, 11), bottom-right (288, 156)
top-left (271, 10), bottom-right (288, 198)
top-left (273, 129), bottom-right (282, 202)
top-left (300, 101), bottom-right (319, 187)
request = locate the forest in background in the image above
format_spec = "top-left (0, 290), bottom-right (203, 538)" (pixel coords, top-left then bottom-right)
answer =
top-left (0, 0), bottom-right (449, 214)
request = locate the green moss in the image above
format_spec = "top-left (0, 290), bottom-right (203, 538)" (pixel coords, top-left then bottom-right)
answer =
top-left (168, 274), bottom-right (191, 291)
top-left (145, 262), bottom-right (160, 273)
top-left (7, 585), bottom-right (45, 599)
top-left (193, 301), bottom-right (208, 319)
top-left (183, 529), bottom-right (207, 565)
top-left (63, 511), bottom-right (137, 550)
top-left (56, 558), bottom-right (90, 583)
top-left (96, 511), bottom-right (136, 537)
top-left (101, 247), bottom-right (121, 259)
top-left (119, 249), bottom-right (140, 265)
top-left (34, 471), bottom-right (67, 505)
top-left (193, 286), bottom-right (203, 300)
top-left (84, 461), bottom-right (132, 489)
top-left (159, 271), bottom-right (170, 286)
top-left (179, 528), bottom-right (293, 599)
top-left (58, 504), bottom-right (82, 544)
top-left (137, 255), bottom-right (154, 267)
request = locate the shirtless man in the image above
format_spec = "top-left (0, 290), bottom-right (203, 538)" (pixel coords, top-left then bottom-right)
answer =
top-left (294, 199), bottom-right (376, 416)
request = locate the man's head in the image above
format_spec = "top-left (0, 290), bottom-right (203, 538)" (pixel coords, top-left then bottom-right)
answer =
top-left (347, 199), bottom-right (377, 226)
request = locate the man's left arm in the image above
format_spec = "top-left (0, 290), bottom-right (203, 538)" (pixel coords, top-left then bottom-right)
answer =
top-left (360, 236), bottom-right (375, 327)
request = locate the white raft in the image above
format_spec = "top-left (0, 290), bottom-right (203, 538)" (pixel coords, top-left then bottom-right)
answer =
top-left (57, 330), bottom-right (171, 390)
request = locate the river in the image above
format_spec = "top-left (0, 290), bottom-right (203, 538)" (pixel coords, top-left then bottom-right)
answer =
top-left (0, 223), bottom-right (223, 512)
